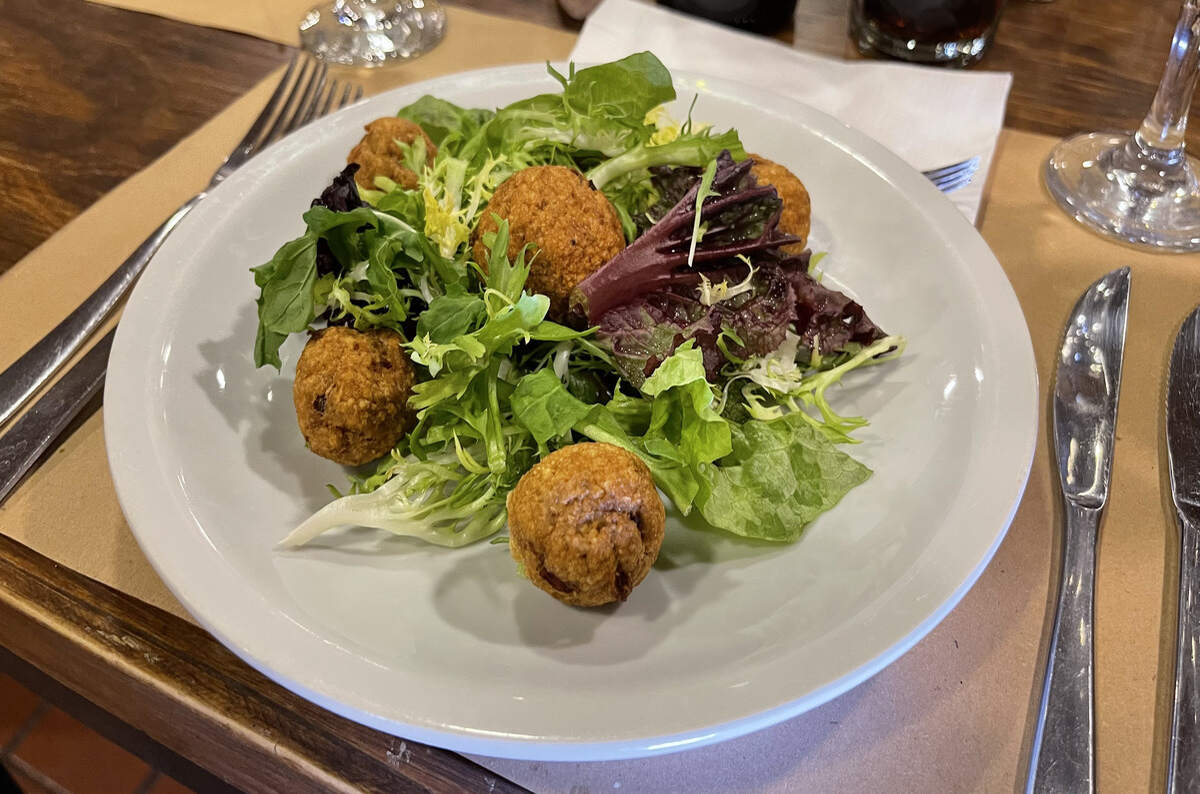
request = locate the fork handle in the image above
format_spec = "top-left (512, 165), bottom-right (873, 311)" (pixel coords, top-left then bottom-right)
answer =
top-left (1027, 501), bottom-right (1099, 794)
top-left (0, 192), bottom-right (205, 429)
top-left (1168, 509), bottom-right (1200, 794)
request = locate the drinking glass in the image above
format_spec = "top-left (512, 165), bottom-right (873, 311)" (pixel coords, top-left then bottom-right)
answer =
top-left (658, 0), bottom-right (799, 33)
top-left (1044, 0), bottom-right (1200, 251)
top-left (300, 0), bottom-right (446, 67)
top-left (849, 0), bottom-right (1005, 66)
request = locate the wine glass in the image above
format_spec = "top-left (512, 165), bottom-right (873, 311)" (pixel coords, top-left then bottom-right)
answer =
top-left (1044, 0), bottom-right (1200, 251)
top-left (299, 0), bottom-right (446, 68)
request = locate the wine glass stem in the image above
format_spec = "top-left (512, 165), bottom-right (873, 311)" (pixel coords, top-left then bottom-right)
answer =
top-left (1135, 0), bottom-right (1200, 162)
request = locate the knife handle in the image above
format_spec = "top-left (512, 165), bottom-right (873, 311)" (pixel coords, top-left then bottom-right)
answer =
top-left (1027, 501), bottom-right (1098, 794)
top-left (1168, 509), bottom-right (1200, 794)
top-left (0, 329), bottom-right (114, 506)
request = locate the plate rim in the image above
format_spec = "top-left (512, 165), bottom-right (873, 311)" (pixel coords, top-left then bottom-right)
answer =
top-left (103, 61), bottom-right (1038, 761)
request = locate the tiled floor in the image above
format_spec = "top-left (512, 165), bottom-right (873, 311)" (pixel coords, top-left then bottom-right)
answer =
top-left (0, 673), bottom-right (197, 794)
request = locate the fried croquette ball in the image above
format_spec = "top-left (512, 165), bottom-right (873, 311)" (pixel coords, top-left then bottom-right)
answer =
top-left (347, 117), bottom-right (436, 192)
top-left (507, 443), bottom-right (666, 607)
top-left (749, 154), bottom-right (811, 253)
top-left (292, 327), bottom-right (417, 466)
top-left (472, 166), bottom-right (625, 321)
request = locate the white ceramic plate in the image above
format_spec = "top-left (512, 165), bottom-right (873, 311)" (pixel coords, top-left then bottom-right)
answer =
top-left (104, 64), bottom-right (1037, 761)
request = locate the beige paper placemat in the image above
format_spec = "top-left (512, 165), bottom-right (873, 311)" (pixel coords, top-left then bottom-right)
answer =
top-left (2, 1), bottom-right (1196, 790)
top-left (87, 0), bottom-right (567, 50)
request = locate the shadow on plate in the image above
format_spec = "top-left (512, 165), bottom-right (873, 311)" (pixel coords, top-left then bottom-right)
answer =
top-left (195, 302), bottom-right (345, 518)
top-left (431, 512), bottom-right (779, 665)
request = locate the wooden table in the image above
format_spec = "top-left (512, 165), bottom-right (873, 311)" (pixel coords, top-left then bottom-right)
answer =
top-left (0, 0), bottom-right (1191, 790)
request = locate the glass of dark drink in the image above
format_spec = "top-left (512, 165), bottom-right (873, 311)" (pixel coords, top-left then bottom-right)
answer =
top-left (658, 0), bottom-right (799, 34)
top-left (850, 0), bottom-right (1005, 66)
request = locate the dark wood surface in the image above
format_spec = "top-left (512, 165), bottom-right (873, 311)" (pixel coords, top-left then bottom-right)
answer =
top-left (3, 0), bottom-right (1193, 277)
top-left (0, 0), bottom-right (1195, 790)
top-left (792, 0), bottom-right (1198, 148)
top-left (0, 0), bottom-right (287, 274)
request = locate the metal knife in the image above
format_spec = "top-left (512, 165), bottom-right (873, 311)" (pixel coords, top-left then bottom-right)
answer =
top-left (1166, 305), bottom-right (1200, 794)
top-left (1027, 266), bottom-right (1130, 794)
top-left (0, 328), bottom-right (114, 506)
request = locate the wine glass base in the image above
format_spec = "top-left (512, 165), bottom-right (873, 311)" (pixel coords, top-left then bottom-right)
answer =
top-left (300, 2), bottom-right (446, 68)
top-left (1045, 132), bottom-right (1200, 252)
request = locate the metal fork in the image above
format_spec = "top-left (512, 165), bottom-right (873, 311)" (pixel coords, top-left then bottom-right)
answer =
top-left (0, 54), bottom-right (363, 432)
top-left (922, 156), bottom-right (981, 193)
top-left (0, 55), bottom-right (362, 505)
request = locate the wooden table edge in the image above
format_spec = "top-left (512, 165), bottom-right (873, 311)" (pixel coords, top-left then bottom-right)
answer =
top-left (0, 532), bottom-right (528, 793)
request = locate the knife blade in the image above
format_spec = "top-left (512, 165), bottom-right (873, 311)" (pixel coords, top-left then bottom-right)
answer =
top-left (1166, 305), bottom-right (1200, 794)
top-left (1027, 266), bottom-right (1130, 794)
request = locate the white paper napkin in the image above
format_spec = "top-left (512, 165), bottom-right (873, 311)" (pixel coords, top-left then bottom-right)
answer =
top-left (570, 0), bottom-right (1012, 222)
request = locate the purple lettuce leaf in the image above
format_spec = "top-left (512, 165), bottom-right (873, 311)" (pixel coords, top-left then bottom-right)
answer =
top-left (597, 256), bottom-right (887, 388)
top-left (571, 151), bottom-right (800, 324)
top-left (311, 164), bottom-right (367, 277)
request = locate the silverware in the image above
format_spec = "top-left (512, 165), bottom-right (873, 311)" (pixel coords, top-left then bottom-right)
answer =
top-left (0, 329), bottom-right (113, 505)
top-left (1166, 305), bottom-right (1200, 794)
top-left (922, 156), bottom-right (981, 194)
top-left (1027, 266), bottom-right (1130, 794)
top-left (0, 54), bottom-right (363, 431)
top-left (0, 57), bottom-right (363, 505)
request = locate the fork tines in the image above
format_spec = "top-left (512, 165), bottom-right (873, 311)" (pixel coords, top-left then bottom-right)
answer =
top-left (923, 156), bottom-right (982, 193)
top-left (216, 53), bottom-right (364, 182)
top-left (260, 55), bottom-right (364, 143)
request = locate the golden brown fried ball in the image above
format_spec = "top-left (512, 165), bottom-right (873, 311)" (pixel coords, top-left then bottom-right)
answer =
top-left (292, 327), bottom-right (417, 466)
top-left (471, 166), bottom-right (625, 322)
top-left (347, 117), bottom-right (437, 192)
top-left (507, 442), bottom-right (666, 607)
top-left (749, 154), bottom-right (812, 254)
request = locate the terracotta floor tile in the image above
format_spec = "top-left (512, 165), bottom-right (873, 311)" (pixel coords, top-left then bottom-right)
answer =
top-left (3, 759), bottom-right (61, 794)
top-left (148, 773), bottom-right (197, 794)
top-left (10, 707), bottom-right (149, 794)
top-left (0, 674), bottom-right (41, 748)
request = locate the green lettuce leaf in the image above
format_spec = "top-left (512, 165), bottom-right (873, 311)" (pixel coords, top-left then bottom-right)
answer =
top-left (510, 368), bottom-right (593, 446)
top-left (396, 96), bottom-right (494, 149)
top-left (301, 205), bottom-right (377, 235)
top-left (640, 342), bottom-right (732, 465)
top-left (251, 233), bottom-right (319, 367)
top-left (416, 293), bottom-right (486, 343)
top-left (253, 326), bottom-right (288, 370)
top-left (693, 413), bottom-right (871, 542)
top-left (508, 343), bottom-right (728, 514)
top-left (507, 341), bottom-right (870, 543)
top-left (586, 128), bottom-right (745, 189)
top-left (556, 52), bottom-right (675, 122)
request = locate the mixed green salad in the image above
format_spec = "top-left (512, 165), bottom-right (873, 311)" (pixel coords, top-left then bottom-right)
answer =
top-left (251, 52), bottom-right (903, 550)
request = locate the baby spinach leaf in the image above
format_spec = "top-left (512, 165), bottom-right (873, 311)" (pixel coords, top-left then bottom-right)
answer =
top-left (511, 368), bottom-right (593, 446)
top-left (251, 233), bottom-right (319, 368)
top-left (396, 95), bottom-right (494, 148)
top-left (558, 52), bottom-right (675, 122)
top-left (416, 293), bottom-right (486, 343)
